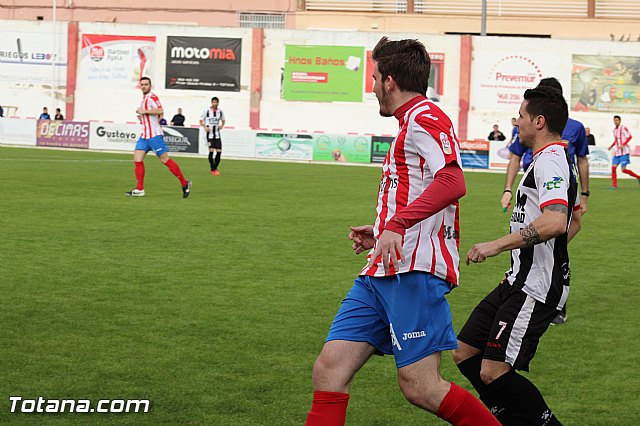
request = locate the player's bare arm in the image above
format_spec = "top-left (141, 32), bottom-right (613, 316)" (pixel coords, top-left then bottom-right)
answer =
top-left (501, 154), bottom-right (521, 210)
top-left (567, 206), bottom-right (582, 242)
top-left (467, 204), bottom-right (568, 264)
top-left (520, 223), bottom-right (542, 246)
top-left (576, 156), bottom-right (589, 215)
top-left (136, 107), bottom-right (163, 116)
top-left (349, 225), bottom-right (375, 255)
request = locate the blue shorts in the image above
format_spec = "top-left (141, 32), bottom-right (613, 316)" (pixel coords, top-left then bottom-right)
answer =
top-left (135, 135), bottom-right (169, 156)
top-left (612, 154), bottom-right (631, 167)
top-left (326, 271), bottom-right (458, 368)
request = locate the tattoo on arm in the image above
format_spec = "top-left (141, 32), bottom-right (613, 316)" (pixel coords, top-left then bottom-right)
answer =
top-left (520, 223), bottom-right (542, 246)
top-left (543, 204), bottom-right (568, 215)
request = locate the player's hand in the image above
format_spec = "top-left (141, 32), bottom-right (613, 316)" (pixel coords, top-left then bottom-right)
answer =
top-left (135, 107), bottom-right (144, 115)
top-left (580, 195), bottom-right (588, 215)
top-left (501, 191), bottom-right (512, 211)
top-left (466, 241), bottom-right (500, 265)
top-left (349, 225), bottom-right (375, 255)
top-left (367, 229), bottom-right (405, 274)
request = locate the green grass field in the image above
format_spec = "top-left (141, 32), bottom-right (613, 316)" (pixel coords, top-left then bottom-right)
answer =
top-left (1, 146), bottom-right (639, 425)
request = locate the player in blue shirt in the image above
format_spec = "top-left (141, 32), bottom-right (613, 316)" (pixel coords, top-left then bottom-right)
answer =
top-left (500, 78), bottom-right (590, 326)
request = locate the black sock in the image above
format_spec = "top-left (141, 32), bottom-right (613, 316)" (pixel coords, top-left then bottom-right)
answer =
top-left (208, 151), bottom-right (214, 170)
top-left (487, 370), bottom-right (562, 426)
top-left (213, 152), bottom-right (221, 170)
top-left (457, 356), bottom-right (513, 424)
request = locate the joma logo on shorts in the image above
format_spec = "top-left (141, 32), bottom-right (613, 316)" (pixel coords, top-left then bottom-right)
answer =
top-left (402, 331), bottom-right (426, 341)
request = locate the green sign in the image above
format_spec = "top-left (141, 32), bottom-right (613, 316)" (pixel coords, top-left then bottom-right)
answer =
top-left (312, 134), bottom-right (372, 163)
top-left (284, 45), bottom-right (364, 102)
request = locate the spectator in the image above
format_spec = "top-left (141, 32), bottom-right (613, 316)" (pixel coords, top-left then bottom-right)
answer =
top-left (586, 127), bottom-right (596, 146)
top-left (170, 108), bottom-right (185, 126)
top-left (159, 117), bottom-right (167, 126)
top-left (54, 108), bottom-right (64, 120)
top-left (488, 124), bottom-right (506, 141)
top-left (39, 107), bottom-right (51, 120)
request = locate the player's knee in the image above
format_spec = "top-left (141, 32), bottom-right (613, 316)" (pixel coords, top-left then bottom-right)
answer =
top-left (398, 375), bottom-right (442, 413)
top-left (479, 365), bottom-right (506, 385)
top-left (312, 350), bottom-right (345, 389)
top-left (451, 348), bottom-right (466, 365)
top-left (451, 341), bottom-right (479, 365)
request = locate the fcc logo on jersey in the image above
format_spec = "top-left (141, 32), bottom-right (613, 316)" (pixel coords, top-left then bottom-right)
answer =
top-left (544, 176), bottom-right (564, 190)
top-left (440, 132), bottom-right (452, 154)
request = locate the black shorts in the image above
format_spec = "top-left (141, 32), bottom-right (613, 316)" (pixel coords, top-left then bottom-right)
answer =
top-left (207, 138), bottom-right (222, 150)
top-left (457, 280), bottom-right (558, 371)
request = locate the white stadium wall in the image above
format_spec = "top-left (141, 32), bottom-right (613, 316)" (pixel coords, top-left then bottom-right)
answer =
top-left (73, 22), bottom-right (253, 129)
top-left (260, 29), bottom-right (462, 135)
top-left (467, 35), bottom-right (640, 147)
top-left (0, 19), bottom-right (639, 148)
top-left (0, 20), bottom-right (68, 119)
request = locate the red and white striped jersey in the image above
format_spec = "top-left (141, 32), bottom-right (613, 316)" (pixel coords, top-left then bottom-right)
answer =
top-left (360, 96), bottom-right (463, 285)
top-left (139, 92), bottom-right (164, 139)
top-left (612, 124), bottom-right (632, 156)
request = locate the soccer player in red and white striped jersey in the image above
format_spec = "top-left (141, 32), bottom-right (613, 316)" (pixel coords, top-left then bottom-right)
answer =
top-left (306, 37), bottom-right (499, 426)
top-left (125, 77), bottom-right (191, 198)
top-left (608, 115), bottom-right (640, 188)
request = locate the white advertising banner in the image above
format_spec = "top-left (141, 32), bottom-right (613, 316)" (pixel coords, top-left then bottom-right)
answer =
top-left (470, 38), bottom-right (565, 110)
top-left (587, 147), bottom-right (611, 176)
top-left (489, 140), bottom-right (512, 169)
top-left (0, 30), bottom-right (67, 88)
top-left (89, 122), bottom-right (140, 151)
top-left (0, 118), bottom-right (37, 146)
top-left (255, 132), bottom-right (313, 160)
top-left (221, 129), bottom-right (257, 158)
top-left (78, 34), bottom-right (156, 88)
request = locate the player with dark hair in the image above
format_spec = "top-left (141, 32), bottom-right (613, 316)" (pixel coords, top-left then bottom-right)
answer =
top-left (305, 37), bottom-right (499, 426)
top-left (609, 115), bottom-right (640, 188)
top-left (126, 77), bottom-right (191, 198)
top-left (200, 96), bottom-right (225, 175)
top-left (502, 77), bottom-right (588, 325)
top-left (503, 78), bottom-right (589, 215)
top-left (453, 85), bottom-right (582, 425)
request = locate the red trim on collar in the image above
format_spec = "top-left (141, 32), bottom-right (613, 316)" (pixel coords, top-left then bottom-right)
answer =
top-left (534, 141), bottom-right (566, 156)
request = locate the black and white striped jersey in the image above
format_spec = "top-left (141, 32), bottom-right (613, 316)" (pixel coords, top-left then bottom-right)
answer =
top-left (200, 107), bottom-right (225, 139)
top-left (505, 142), bottom-right (579, 309)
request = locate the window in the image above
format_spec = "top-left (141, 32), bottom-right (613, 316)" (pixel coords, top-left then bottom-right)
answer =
top-left (239, 12), bottom-right (286, 29)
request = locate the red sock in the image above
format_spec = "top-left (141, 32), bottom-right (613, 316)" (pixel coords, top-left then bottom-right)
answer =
top-left (437, 382), bottom-right (500, 426)
top-left (622, 168), bottom-right (640, 179)
top-left (164, 159), bottom-right (187, 186)
top-left (305, 391), bottom-right (349, 426)
top-left (134, 161), bottom-right (145, 190)
top-left (611, 167), bottom-right (618, 187)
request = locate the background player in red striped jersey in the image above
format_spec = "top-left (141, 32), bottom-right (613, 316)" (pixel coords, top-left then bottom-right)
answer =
top-left (126, 77), bottom-right (191, 198)
top-left (608, 115), bottom-right (640, 189)
top-left (454, 85), bottom-right (583, 425)
top-left (305, 37), bottom-right (499, 426)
